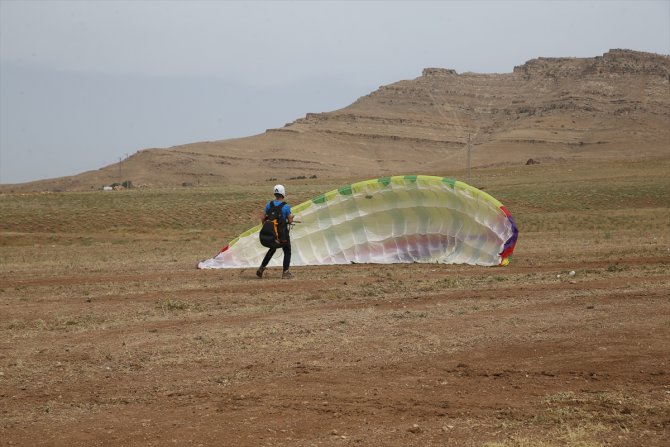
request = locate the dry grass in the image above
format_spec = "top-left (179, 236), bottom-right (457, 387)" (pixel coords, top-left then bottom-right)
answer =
top-left (1, 157), bottom-right (669, 446)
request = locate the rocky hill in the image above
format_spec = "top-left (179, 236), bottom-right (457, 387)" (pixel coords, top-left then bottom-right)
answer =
top-left (6, 49), bottom-right (669, 191)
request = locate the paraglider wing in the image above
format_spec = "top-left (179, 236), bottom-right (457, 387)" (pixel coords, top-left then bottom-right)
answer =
top-left (197, 175), bottom-right (518, 269)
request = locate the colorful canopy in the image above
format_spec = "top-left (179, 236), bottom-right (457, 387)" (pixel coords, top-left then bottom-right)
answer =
top-left (197, 175), bottom-right (518, 269)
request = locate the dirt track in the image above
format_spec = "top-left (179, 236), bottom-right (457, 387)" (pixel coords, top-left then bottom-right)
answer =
top-left (2, 253), bottom-right (669, 446)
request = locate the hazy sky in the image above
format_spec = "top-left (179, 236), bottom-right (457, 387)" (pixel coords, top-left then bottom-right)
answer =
top-left (1, 0), bottom-right (669, 184)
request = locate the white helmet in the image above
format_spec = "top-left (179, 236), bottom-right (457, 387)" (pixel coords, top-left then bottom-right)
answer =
top-left (273, 184), bottom-right (286, 197)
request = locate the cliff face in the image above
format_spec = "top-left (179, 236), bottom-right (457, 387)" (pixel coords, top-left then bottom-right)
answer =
top-left (274, 49), bottom-right (668, 170)
top-left (515, 49), bottom-right (670, 78)
top-left (6, 50), bottom-right (669, 191)
top-left (337, 48), bottom-right (669, 133)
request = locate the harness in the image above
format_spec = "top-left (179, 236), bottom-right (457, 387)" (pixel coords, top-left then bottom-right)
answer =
top-left (259, 202), bottom-right (289, 248)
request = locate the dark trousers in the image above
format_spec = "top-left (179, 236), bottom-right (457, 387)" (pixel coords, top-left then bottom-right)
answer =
top-left (261, 244), bottom-right (291, 271)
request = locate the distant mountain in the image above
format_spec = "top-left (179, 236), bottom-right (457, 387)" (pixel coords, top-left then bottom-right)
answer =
top-left (5, 49), bottom-right (669, 191)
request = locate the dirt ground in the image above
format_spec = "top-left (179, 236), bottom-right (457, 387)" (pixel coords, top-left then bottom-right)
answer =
top-left (1, 162), bottom-right (669, 446)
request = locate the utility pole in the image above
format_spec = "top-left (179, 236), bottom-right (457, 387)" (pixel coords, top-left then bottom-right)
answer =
top-left (467, 133), bottom-right (471, 184)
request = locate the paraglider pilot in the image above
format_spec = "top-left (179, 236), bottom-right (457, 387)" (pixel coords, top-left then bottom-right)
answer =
top-left (257, 184), bottom-right (294, 279)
